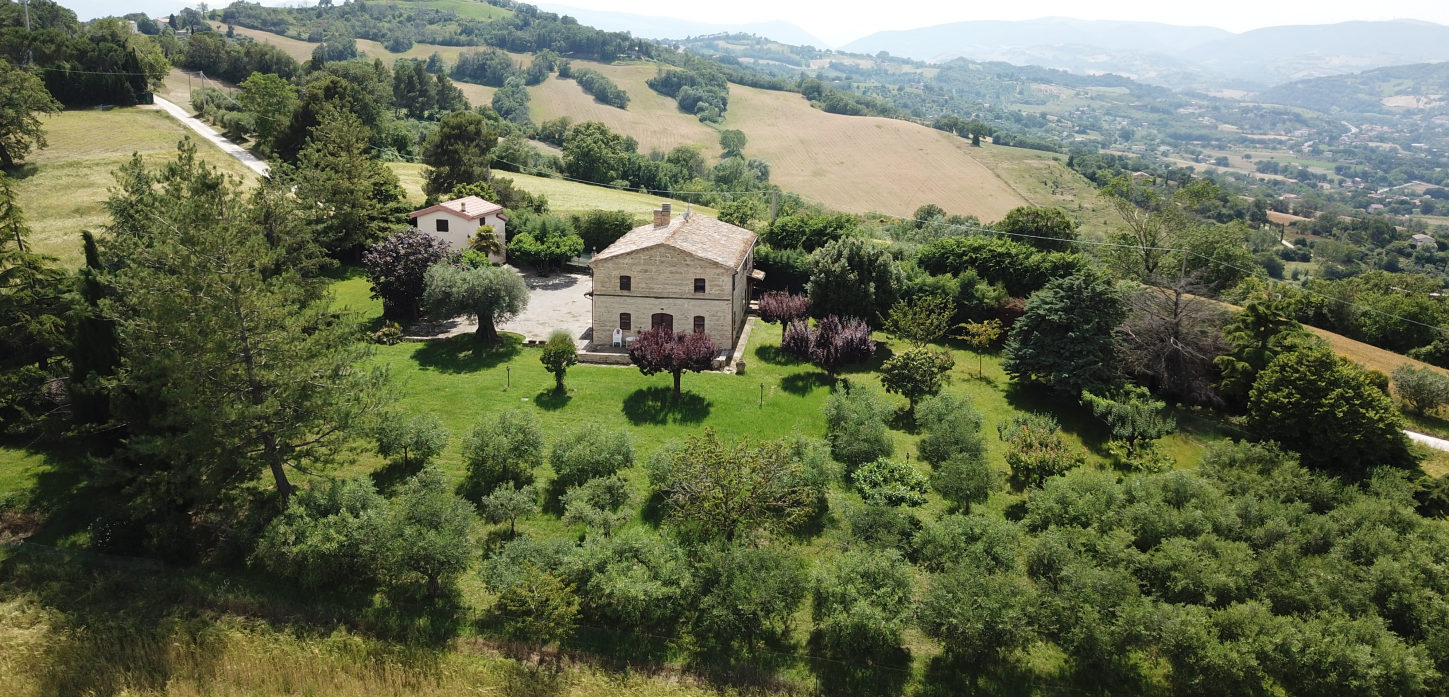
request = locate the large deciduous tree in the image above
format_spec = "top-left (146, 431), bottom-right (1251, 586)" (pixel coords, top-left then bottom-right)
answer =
top-left (1247, 346), bottom-right (1412, 473)
top-left (0, 60), bottom-right (61, 168)
top-left (1002, 270), bottom-right (1126, 395)
top-left (627, 327), bottom-right (717, 398)
top-left (102, 141), bottom-right (386, 513)
top-left (422, 263), bottom-right (528, 343)
top-left (422, 110), bottom-right (497, 197)
top-left (363, 229), bottom-right (451, 322)
top-left (1100, 176), bottom-right (1214, 283)
top-left (648, 430), bottom-right (822, 543)
top-left (807, 236), bottom-right (900, 325)
top-left (507, 215), bottom-right (584, 274)
top-left (238, 71), bottom-right (297, 153)
top-left (996, 205), bottom-right (1079, 252)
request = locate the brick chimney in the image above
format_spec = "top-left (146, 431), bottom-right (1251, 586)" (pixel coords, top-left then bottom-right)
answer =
top-left (653, 202), bottom-right (671, 228)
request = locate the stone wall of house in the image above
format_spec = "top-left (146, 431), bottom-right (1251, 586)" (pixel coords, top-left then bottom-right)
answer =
top-left (591, 245), bottom-right (746, 348)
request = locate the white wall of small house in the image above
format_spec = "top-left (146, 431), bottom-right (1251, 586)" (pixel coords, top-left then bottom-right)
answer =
top-left (414, 212), bottom-right (507, 264)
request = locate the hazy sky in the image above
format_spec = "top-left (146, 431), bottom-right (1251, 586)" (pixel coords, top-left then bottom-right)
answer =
top-left (66, 0), bottom-right (1449, 45)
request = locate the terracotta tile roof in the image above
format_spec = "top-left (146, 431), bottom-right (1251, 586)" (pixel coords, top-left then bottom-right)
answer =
top-left (592, 213), bottom-right (756, 269)
top-left (408, 196), bottom-right (504, 222)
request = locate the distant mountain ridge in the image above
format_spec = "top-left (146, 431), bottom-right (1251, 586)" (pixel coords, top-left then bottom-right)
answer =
top-left (842, 18), bottom-right (1449, 90)
top-left (1255, 61), bottom-right (1449, 116)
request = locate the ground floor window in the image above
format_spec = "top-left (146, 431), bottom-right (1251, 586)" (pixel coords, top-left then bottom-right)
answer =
top-left (693, 315), bottom-right (705, 333)
top-left (619, 313), bottom-right (631, 330)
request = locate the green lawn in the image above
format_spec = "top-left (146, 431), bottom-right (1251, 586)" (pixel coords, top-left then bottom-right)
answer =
top-left (8, 108), bottom-right (259, 267)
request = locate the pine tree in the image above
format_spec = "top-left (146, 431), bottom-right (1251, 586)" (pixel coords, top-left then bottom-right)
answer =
top-left (0, 172), bottom-right (68, 430)
top-left (103, 141), bottom-right (387, 510)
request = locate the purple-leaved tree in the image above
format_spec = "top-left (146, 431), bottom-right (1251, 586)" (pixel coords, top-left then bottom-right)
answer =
top-left (628, 327), bottom-right (717, 398)
top-left (759, 291), bottom-right (810, 341)
top-left (363, 229), bottom-right (451, 322)
top-left (781, 315), bottom-right (875, 381)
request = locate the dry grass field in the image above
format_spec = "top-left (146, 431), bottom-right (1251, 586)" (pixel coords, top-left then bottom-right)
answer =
top-left (12, 108), bottom-right (258, 267)
top-left (219, 29), bottom-right (1117, 224)
top-left (528, 62), bottom-right (718, 153)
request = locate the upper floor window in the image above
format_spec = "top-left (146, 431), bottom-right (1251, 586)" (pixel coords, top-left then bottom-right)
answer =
top-left (435, 218), bottom-right (449, 233)
top-left (694, 278), bottom-right (706, 293)
top-left (619, 275), bottom-right (632, 291)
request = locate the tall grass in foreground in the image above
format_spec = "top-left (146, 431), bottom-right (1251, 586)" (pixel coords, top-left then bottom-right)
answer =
top-left (0, 594), bottom-right (761, 697)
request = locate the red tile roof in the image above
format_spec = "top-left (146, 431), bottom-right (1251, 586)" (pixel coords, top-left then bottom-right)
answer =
top-left (408, 195), bottom-right (504, 222)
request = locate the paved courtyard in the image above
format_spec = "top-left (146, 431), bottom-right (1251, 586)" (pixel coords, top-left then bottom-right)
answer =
top-left (500, 269), bottom-right (593, 345)
top-left (407, 267), bottom-right (593, 346)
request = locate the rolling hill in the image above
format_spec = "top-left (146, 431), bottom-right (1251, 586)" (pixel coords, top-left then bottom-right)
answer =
top-left (230, 28), bottom-right (1114, 229)
top-left (1255, 61), bottom-right (1449, 116)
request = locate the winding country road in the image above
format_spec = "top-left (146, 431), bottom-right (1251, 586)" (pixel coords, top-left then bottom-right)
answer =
top-left (149, 95), bottom-right (271, 178)
top-left (1405, 429), bottom-right (1449, 453)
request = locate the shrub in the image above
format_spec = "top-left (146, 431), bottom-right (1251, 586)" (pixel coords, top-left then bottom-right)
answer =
top-left (495, 565), bottom-right (579, 646)
top-left (998, 413), bottom-right (1084, 490)
top-left (561, 475), bottom-right (632, 538)
top-left (916, 393), bottom-right (987, 466)
top-left (1392, 364), bottom-right (1449, 415)
top-left (565, 529), bottom-right (695, 630)
top-left (811, 550), bottom-right (914, 659)
top-left (780, 315), bottom-right (876, 380)
top-left (693, 545), bottom-right (809, 646)
top-left (252, 478), bottom-right (389, 592)
top-left (917, 564), bottom-right (1037, 662)
top-left (823, 383), bottom-right (894, 469)
top-left (549, 423), bottom-right (634, 491)
top-left (845, 503), bottom-right (921, 550)
top-left (461, 409), bottom-right (544, 500)
top-left (911, 513), bottom-right (1023, 573)
top-left (852, 458), bottom-right (929, 507)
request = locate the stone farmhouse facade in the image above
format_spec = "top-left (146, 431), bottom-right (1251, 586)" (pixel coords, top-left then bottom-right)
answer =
top-left (590, 204), bottom-right (762, 351)
top-left (409, 195), bottom-right (508, 264)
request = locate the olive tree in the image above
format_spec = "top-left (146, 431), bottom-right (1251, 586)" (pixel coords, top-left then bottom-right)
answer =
top-left (422, 263), bottom-right (528, 344)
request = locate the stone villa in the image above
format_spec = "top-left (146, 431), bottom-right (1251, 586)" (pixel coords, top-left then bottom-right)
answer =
top-left (589, 203), bottom-right (762, 351)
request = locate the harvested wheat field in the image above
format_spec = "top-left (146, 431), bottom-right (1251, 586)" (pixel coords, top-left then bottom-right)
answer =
top-left (528, 62), bottom-right (719, 153)
top-left (722, 84), bottom-right (1030, 218)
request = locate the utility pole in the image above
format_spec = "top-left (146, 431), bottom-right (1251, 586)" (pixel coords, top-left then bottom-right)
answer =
top-left (22, 0), bottom-right (32, 66)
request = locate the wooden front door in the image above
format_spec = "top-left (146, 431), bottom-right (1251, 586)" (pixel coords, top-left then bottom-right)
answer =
top-left (651, 313), bottom-right (673, 331)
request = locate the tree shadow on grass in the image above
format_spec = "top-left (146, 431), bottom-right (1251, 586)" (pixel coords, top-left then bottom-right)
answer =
top-left (1003, 381), bottom-right (1111, 456)
top-left (411, 333), bottom-right (521, 373)
top-left (889, 407), bottom-right (921, 435)
top-left (781, 371), bottom-right (829, 396)
top-left (621, 387), bottom-right (710, 425)
top-left (806, 640), bottom-right (912, 697)
top-left (370, 457), bottom-right (423, 495)
top-left (755, 344), bottom-right (804, 366)
top-left (534, 388), bottom-right (572, 411)
top-left (918, 653), bottom-right (1043, 697)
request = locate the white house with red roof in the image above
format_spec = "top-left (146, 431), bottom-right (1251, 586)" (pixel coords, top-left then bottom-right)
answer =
top-left (408, 195), bottom-right (508, 264)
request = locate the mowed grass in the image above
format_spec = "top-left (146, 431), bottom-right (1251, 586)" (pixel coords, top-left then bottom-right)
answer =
top-left (386, 162), bottom-right (716, 216)
top-left (9, 108), bottom-right (258, 267)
